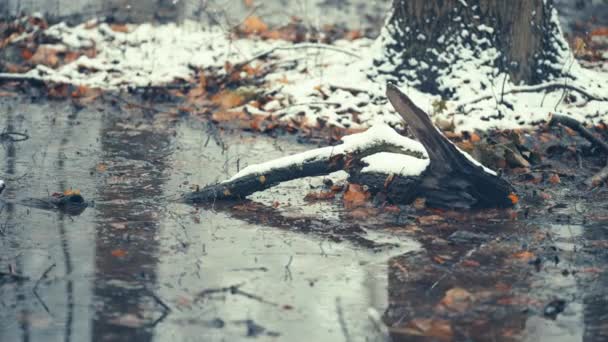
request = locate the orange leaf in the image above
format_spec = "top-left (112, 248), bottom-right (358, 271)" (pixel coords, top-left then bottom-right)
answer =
top-left (110, 24), bottom-right (129, 33)
top-left (211, 91), bottom-right (245, 109)
top-left (342, 184), bottom-right (370, 209)
top-left (111, 249), bottom-right (127, 257)
top-left (512, 250), bottom-right (535, 261)
top-left (392, 319), bottom-right (453, 341)
top-left (304, 191), bottom-right (336, 202)
top-left (63, 189), bottom-right (81, 196)
top-left (416, 215), bottom-right (445, 226)
top-left (548, 174), bottom-right (561, 184)
top-left (462, 259), bottom-right (480, 267)
top-left (438, 287), bottom-right (475, 312)
top-left (470, 132), bottom-right (481, 143)
top-left (96, 163), bottom-right (107, 172)
top-left (508, 193), bottom-right (519, 205)
top-left (240, 16), bottom-right (268, 34)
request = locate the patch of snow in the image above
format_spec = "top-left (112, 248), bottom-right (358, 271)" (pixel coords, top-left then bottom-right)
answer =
top-left (360, 152), bottom-right (429, 177)
top-left (225, 124), bottom-right (428, 182)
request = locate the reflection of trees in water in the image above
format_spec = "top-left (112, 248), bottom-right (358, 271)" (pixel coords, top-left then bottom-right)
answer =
top-left (92, 113), bottom-right (171, 342)
top-left (1, 112), bottom-right (30, 342)
top-left (582, 225), bottom-right (608, 340)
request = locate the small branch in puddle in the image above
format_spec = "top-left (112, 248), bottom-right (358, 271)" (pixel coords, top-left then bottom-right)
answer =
top-left (0, 131), bottom-right (29, 142)
top-left (144, 287), bottom-right (172, 328)
top-left (196, 282), bottom-right (278, 306)
top-left (32, 263), bottom-right (56, 315)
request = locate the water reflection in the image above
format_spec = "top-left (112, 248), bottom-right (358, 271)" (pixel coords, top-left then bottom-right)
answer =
top-left (92, 109), bottom-right (171, 341)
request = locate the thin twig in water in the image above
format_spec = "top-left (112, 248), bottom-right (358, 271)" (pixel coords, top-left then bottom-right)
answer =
top-left (33, 263), bottom-right (56, 315)
top-left (336, 297), bottom-right (352, 342)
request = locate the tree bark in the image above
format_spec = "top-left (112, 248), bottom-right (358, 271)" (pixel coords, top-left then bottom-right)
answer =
top-left (376, 0), bottom-right (569, 96)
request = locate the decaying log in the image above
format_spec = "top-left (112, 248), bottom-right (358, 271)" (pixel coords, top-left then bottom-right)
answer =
top-left (386, 84), bottom-right (515, 208)
top-left (185, 85), bottom-right (516, 209)
top-left (183, 134), bottom-right (426, 203)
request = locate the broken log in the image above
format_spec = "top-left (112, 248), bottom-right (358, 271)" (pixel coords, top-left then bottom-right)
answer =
top-left (386, 84), bottom-right (515, 208)
top-left (183, 124), bottom-right (428, 203)
top-left (185, 85), bottom-right (516, 209)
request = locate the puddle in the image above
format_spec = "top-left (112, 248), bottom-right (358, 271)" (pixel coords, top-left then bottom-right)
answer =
top-left (1, 95), bottom-right (608, 341)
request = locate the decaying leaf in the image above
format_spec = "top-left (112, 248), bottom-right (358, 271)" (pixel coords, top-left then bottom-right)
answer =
top-left (304, 191), bottom-right (336, 202)
top-left (391, 318), bottom-right (453, 341)
top-left (438, 287), bottom-right (475, 312)
top-left (342, 183), bottom-right (370, 209)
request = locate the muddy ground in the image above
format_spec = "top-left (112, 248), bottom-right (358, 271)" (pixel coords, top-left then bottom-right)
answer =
top-left (0, 93), bottom-right (608, 342)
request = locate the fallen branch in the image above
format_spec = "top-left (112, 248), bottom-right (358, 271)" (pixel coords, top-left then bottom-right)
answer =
top-left (386, 84), bottom-right (516, 208)
top-left (549, 113), bottom-right (608, 154)
top-left (234, 43), bottom-right (360, 69)
top-left (456, 82), bottom-right (608, 111)
top-left (548, 114), bottom-right (608, 187)
top-left (183, 125), bottom-right (426, 203)
top-left (0, 72), bottom-right (45, 85)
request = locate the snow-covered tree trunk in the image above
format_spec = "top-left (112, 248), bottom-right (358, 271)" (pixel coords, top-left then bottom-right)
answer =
top-left (375, 0), bottom-right (570, 97)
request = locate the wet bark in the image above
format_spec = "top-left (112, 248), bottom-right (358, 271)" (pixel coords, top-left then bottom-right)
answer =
top-left (378, 0), bottom-right (567, 95)
top-left (386, 84), bottom-right (515, 208)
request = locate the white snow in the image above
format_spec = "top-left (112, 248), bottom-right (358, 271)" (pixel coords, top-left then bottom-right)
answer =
top-left (11, 14), bottom-right (608, 134)
top-left (360, 152), bottom-right (429, 177)
top-left (225, 123), bottom-right (428, 182)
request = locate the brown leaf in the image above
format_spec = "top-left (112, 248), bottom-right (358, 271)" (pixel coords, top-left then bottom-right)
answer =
top-left (416, 215), bottom-right (445, 226)
top-left (438, 287), bottom-right (475, 312)
top-left (342, 183), bottom-right (370, 209)
top-left (304, 191), bottom-right (336, 202)
top-left (548, 173), bottom-right (561, 184)
top-left (512, 250), bottom-right (535, 261)
top-left (111, 249), bottom-right (127, 257)
top-left (240, 16), bottom-right (268, 35)
top-left (30, 45), bottom-right (60, 67)
top-left (110, 24), bottom-right (130, 33)
top-left (211, 90), bottom-right (245, 109)
top-left (392, 319), bottom-right (453, 341)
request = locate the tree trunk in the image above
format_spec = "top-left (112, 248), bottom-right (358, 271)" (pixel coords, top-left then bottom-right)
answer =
top-left (375, 0), bottom-right (570, 97)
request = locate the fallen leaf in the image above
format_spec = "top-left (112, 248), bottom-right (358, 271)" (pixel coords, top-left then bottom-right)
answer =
top-left (438, 287), bottom-right (475, 312)
top-left (548, 174), bottom-right (561, 184)
top-left (211, 91), bottom-right (245, 109)
top-left (462, 259), bottom-right (480, 267)
top-left (391, 319), bottom-right (453, 341)
top-left (240, 16), bottom-right (268, 34)
top-left (110, 24), bottom-right (130, 33)
top-left (304, 191), bottom-right (336, 202)
top-left (416, 215), bottom-right (445, 226)
top-left (512, 250), bottom-right (535, 261)
top-left (111, 249), bottom-right (127, 257)
top-left (342, 183), bottom-right (370, 208)
top-left (508, 193), bottom-right (519, 205)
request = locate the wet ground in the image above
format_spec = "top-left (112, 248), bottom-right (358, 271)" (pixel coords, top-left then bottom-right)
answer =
top-left (1, 94), bottom-right (608, 342)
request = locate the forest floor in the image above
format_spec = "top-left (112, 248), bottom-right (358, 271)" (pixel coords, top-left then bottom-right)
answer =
top-left (1, 8), bottom-right (608, 342)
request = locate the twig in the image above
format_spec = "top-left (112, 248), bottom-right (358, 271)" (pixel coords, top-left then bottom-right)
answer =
top-left (456, 82), bottom-right (608, 111)
top-left (549, 114), bottom-right (608, 154)
top-left (0, 73), bottom-right (45, 85)
top-left (234, 43), bottom-right (360, 69)
top-left (336, 297), bottom-right (352, 342)
top-left (144, 287), bottom-right (172, 327)
top-left (0, 131), bottom-right (29, 142)
top-left (33, 263), bottom-right (56, 315)
top-left (196, 282), bottom-right (277, 305)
